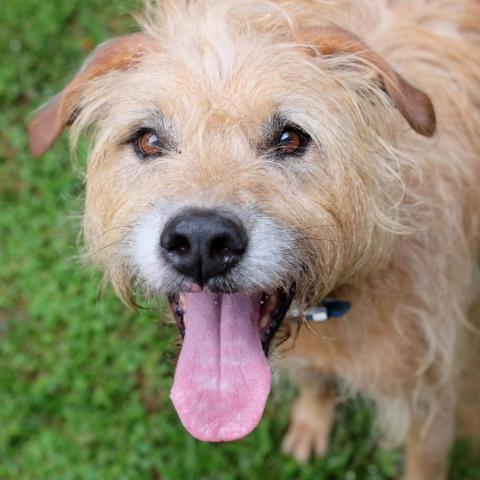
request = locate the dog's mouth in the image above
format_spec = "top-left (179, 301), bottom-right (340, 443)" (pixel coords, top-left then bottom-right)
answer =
top-left (168, 286), bottom-right (295, 442)
top-left (169, 287), bottom-right (295, 354)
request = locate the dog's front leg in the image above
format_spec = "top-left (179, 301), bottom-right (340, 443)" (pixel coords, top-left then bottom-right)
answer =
top-left (403, 393), bottom-right (455, 480)
top-left (282, 375), bottom-right (336, 463)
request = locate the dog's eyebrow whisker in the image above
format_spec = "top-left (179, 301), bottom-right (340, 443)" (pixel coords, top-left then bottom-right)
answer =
top-left (94, 98), bottom-right (166, 115)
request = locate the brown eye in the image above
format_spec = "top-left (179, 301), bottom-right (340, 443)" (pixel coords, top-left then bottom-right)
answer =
top-left (275, 127), bottom-right (310, 156)
top-left (136, 129), bottom-right (164, 157)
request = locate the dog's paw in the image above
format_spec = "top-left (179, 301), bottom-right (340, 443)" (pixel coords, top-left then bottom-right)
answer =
top-left (281, 392), bottom-right (335, 463)
top-left (282, 419), bottom-right (330, 463)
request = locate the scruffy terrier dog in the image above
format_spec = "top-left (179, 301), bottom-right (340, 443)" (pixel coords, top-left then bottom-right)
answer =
top-left (29, 0), bottom-right (480, 478)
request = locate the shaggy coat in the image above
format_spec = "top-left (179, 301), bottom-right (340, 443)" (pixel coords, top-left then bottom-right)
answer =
top-left (29, 1), bottom-right (480, 478)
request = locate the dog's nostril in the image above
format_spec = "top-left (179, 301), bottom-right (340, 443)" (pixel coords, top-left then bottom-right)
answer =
top-left (210, 235), bottom-right (232, 255)
top-left (168, 234), bottom-right (191, 255)
top-left (208, 234), bottom-right (247, 268)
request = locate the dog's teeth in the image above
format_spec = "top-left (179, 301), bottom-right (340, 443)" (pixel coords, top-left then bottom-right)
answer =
top-left (179, 293), bottom-right (186, 310)
top-left (260, 314), bottom-right (270, 329)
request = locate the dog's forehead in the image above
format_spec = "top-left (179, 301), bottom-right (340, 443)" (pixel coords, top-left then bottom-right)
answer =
top-left (97, 13), bottom-right (316, 136)
top-left (82, 5), bottom-right (353, 152)
top-left (133, 43), bottom-right (302, 131)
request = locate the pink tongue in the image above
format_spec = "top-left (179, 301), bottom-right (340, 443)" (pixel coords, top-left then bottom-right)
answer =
top-left (170, 292), bottom-right (271, 442)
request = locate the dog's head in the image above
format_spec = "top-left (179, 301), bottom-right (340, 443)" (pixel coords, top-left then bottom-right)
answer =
top-left (29, 1), bottom-right (435, 442)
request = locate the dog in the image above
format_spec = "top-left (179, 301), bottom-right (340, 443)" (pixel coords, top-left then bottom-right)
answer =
top-left (28, 0), bottom-right (480, 478)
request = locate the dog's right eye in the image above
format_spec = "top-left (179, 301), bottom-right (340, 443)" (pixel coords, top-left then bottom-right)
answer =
top-left (134, 129), bottom-right (164, 158)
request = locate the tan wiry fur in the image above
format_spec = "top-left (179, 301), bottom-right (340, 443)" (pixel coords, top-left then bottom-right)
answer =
top-left (29, 0), bottom-right (480, 478)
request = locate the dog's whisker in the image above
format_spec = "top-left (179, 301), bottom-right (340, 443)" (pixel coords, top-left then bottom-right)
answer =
top-left (85, 239), bottom-right (128, 258)
top-left (295, 224), bottom-right (337, 231)
top-left (89, 224), bottom-right (135, 242)
top-left (300, 236), bottom-right (345, 243)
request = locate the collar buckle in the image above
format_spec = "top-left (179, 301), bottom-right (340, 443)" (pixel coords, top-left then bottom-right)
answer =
top-left (290, 298), bottom-right (352, 323)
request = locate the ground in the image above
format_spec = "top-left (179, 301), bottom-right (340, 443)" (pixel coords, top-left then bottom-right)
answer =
top-left (0, 0), bottom-right (479, 478)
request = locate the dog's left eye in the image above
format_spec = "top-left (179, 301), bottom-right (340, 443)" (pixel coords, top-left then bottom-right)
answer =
top-left (274, 127), bottom-right (310, 156)
top-left (135, 129), bottom-right (164, 158)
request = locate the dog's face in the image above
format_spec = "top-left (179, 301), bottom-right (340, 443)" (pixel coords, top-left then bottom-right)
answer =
top-left (29, 2), bottom-right (434, 443)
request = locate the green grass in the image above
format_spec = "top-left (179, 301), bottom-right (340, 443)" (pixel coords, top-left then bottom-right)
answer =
top-left (0, 1), bottom-right (479, 478)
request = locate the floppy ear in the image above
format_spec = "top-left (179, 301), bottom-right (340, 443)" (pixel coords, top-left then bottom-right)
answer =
top-left (28, 33), bottom-right (155, 156)
top-left (300, 26), bottom-right (436, 137)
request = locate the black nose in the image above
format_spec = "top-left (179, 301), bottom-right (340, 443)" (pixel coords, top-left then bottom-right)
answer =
top-left (160, 209), bottom-right (248, 286)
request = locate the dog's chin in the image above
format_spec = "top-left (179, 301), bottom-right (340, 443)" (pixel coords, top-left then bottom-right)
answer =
top-left (166, 283), bottom-right (295, 442)
top-left (169, 284), bottom-right (295, 355)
